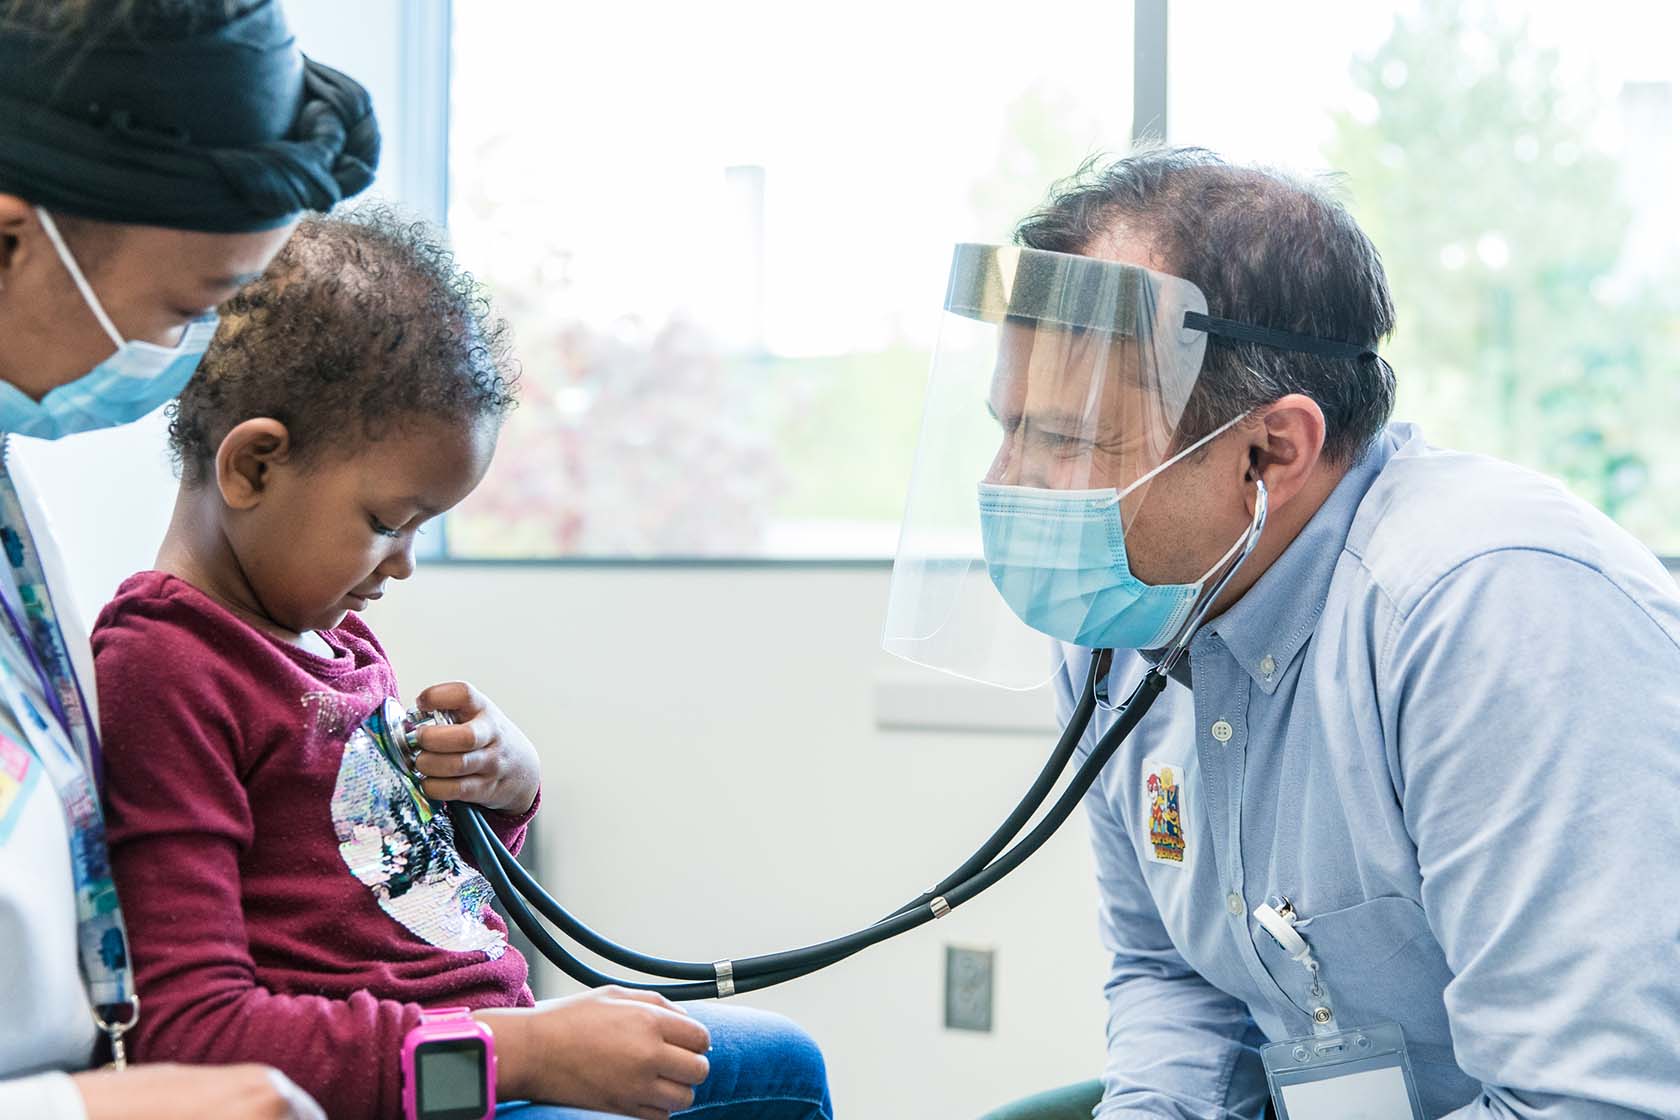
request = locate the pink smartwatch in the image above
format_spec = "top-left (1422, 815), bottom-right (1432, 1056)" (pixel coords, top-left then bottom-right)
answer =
top-left (401, 1007), bottom-right (497, 1120)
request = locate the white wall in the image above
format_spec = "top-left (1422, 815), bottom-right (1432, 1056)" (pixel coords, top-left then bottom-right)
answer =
top-left (285, 0), bottom-right (430, 215)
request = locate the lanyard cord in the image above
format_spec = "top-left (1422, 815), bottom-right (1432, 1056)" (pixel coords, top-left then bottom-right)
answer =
top-left (0, 452), bottom-right (138, 1059)
top-left (0, 450), bottom-right (105, 779)
top-left (454, 657), bottom-right (1169, 1000)
top-left (0, 591), bottom-right (75, 737)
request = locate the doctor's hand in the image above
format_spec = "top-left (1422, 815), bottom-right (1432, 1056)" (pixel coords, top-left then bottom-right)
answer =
top-left (475, 987), bottom-right (711, 1120)
top-left (74, 1062), bottom-right (325, 1120)
top-left (410, 681), bottom-right (542, 816)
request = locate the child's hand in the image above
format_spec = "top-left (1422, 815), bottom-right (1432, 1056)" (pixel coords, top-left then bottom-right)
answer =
top-left (410, 681), bottom-right (541, 815)
top-left (475, 987), bottom-right (710, 1118)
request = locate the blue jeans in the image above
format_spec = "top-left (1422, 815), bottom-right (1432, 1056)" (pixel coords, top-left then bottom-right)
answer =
top-left (494, 1003), bottom-right (832, 1119)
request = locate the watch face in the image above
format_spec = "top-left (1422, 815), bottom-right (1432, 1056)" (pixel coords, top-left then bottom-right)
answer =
top-left (416, 1037), bottom-right (488, 1120)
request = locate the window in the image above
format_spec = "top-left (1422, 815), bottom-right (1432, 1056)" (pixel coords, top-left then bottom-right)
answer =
top-left (444, 1), bottom-right (1134, 558)
top-left (441, 0), bottom-right (1680, 560)
top-left (1171, 0), bottom-right (1680, 552)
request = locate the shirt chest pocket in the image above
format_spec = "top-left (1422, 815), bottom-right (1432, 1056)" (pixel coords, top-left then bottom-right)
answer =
top-left (1256, 896), bottom-right (1458, 1066)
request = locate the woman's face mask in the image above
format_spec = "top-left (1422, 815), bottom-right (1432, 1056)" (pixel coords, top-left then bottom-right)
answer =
top-left (0, 208), bottom-right (219, 441)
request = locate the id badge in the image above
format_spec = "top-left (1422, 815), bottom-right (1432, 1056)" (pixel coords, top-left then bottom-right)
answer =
top-left (1262, 1021), bottom-right (1424, 1120)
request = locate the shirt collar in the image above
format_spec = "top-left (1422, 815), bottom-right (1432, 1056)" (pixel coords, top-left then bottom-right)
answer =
top-left (1196, 424), bottom-right (1407, 695)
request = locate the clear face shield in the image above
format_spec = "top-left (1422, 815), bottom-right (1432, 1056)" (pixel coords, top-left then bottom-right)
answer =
top-left (882, 243), bottom-right (1237, 691)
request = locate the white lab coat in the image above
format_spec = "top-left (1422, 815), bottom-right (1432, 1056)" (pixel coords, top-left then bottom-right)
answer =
top-left (0, 453), bottom-right (104, 1120)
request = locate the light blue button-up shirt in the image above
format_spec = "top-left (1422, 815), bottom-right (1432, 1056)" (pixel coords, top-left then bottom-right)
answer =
top-left (1056, 423), bottom-right (1680, 1119)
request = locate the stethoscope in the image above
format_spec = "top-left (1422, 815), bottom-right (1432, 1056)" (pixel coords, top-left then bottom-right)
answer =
top-left (443, 481), bottom-right (1269, 1001)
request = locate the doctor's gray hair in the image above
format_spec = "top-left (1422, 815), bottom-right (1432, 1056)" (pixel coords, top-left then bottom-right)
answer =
top-left (1014, 147), bottom-right (1397, 466)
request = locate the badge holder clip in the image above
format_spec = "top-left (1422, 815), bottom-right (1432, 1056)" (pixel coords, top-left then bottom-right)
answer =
top-left (94, 995), bottom-right (139, 1070)
top-left (1253, 899), bottom-right (1425, 1120)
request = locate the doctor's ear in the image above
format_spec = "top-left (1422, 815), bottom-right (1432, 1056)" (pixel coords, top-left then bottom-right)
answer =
top-left (214, 418), bottom-right (293, 510)
top-left (1244, 394), bottom-right (1327, 510)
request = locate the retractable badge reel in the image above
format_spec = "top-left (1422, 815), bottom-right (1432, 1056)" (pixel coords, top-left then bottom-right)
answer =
top-left (1253, 898), bottom-right (1425, 1120)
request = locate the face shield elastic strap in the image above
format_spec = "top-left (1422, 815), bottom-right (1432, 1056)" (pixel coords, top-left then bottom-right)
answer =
top-left (1184, 310), bottom-right (1378, 362)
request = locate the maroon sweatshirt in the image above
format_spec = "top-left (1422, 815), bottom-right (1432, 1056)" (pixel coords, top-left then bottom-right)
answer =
top-left (95, 571), bottom-right (536, 1120)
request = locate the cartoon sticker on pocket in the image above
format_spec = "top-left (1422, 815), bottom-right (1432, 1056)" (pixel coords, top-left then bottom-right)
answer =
top-left (1143, 757), bottom-right (1188, 866)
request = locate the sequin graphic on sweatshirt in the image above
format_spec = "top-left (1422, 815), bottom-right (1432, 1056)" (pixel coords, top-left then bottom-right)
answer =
top-left (303, 690), bottom-right (365, 748)
top-left (328, 698), bottom-right (506, 959)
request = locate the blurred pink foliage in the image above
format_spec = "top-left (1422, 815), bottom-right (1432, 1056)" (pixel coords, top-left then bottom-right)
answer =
top-left (453, 314), bottom-right (786, 557)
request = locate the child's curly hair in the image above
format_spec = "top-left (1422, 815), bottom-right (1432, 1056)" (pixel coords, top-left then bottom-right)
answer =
top-left (169, 202), bottom-right (519, 484)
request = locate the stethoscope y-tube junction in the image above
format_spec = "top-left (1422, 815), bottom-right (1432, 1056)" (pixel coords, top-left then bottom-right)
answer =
top-left (452, 651), bottom-right (1170, 1001)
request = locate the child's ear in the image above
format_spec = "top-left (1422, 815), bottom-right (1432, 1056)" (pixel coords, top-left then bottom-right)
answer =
top-left (215, 418), bottom-right (293, 510)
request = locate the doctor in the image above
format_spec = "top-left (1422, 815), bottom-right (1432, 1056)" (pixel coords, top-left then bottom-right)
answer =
top-left (894, 147), bottom-right (1679, 1119)
top-left (0, 1), bottom-right (378, 1117)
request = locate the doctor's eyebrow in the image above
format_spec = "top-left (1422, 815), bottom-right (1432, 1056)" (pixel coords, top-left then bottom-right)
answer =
top-left (990, 399), bottom-right (1100, 439)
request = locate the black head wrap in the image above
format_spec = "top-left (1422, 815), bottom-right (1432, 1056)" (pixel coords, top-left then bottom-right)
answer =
top-left (0, 0), bottom-right (380, 231)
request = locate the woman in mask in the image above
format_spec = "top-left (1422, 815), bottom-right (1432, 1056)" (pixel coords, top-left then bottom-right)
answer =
top-left (0, 2), bottom-right (379, 1117)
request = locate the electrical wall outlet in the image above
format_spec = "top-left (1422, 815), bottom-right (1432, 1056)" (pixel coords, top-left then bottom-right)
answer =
top-left (944, 945), bottom-right (995, 1032)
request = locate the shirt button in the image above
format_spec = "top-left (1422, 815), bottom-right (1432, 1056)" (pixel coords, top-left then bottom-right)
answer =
top-left (1211, 719), bottom-right (1233, 743)
top-left (1259, 654), bottom-right (1277, 678)
top-left (1226, 891), bottom-right (1244, 916)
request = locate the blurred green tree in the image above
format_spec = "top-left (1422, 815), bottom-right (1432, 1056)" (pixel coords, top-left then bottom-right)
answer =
top-left (1326, 0), bottom-right (1680, 542)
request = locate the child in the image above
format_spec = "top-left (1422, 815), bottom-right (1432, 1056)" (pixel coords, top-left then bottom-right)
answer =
top-left (94, 207), bottom-right (831, 1120)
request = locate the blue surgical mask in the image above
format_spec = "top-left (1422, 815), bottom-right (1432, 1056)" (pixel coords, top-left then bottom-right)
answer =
top-left (978, 415), bottom-right (1253, 651)
top-left (0, 208), bottom-right (218, 441)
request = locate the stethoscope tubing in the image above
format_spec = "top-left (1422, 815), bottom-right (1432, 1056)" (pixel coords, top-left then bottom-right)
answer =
top-left (454, 653), bottom-right (1168, 1000)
